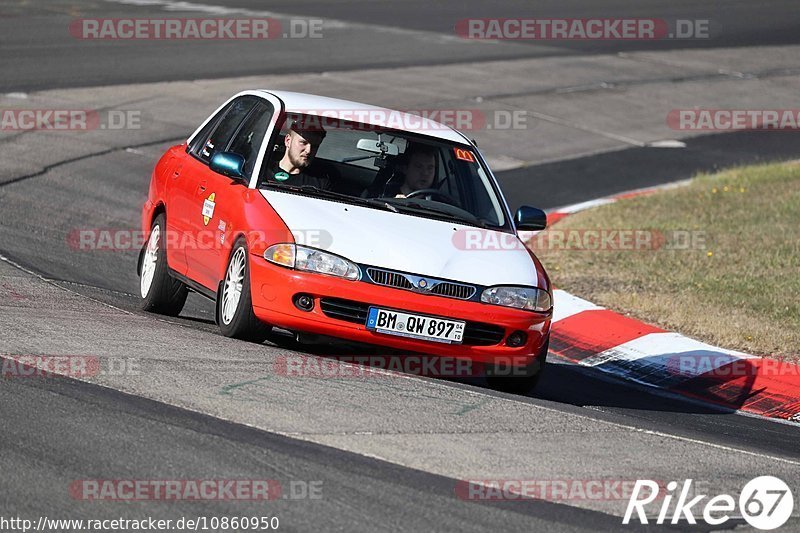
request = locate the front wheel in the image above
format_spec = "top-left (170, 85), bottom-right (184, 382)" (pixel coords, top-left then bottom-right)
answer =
top-left (217, 238), bottom-right (271, 342)
top-left (139, 213), bottom-right (188, 316)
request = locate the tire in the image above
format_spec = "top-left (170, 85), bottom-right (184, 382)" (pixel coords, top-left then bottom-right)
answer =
top-left (139, 213), bottom-right (188, 316)
top-left (217, 238), bottom-right (272, 342)
top-left (486, 337), bottom-right (549, 394)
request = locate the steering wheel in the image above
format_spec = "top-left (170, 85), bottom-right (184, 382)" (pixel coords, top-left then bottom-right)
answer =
top-left (404, 188), bottom-right (458, 205)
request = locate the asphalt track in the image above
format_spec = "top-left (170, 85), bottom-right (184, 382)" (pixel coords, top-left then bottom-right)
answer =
top-left (2, 1), bottom-right (800, 531)
top-left (3, 374), bottom-right (636, 533)
top-left (4, 0), bottom-right (800, 92)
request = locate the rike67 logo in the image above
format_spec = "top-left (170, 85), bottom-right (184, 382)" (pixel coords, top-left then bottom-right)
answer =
top-left (624, 476), bottom-right (794, 529)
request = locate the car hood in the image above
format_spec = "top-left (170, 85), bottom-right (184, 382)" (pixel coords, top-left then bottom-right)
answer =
top-left (261, 190), bottom-right (543, 288)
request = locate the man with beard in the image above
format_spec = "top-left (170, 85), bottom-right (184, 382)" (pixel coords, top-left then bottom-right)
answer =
top-left (265, 117), bottom-right (330, 189)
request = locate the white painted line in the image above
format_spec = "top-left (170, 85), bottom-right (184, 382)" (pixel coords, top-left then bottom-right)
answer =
top-left (579, 332), bottom-right (756, 388)
top-left (483, 154), bottom-right (526, 171)
top-left (582, 332), bottom-right (752, 369)
top-left (525, 110), bottom-right (648, 147)
top-left (0, 252), bottom-right (136, 316)
top-left (552, 198), bottom-right (615, 215)
top-left (551, 289), bottom-right (604, 323)
top-left (516, 230), bottom-right (538, 244)
top-left (548, 178), bottom-right (692, 215)
top-left (492, 386), bottom-right (800, 466)
top-left (647, 139), bottom-right (686, 148)
top-left (631, 427), bottom-right (800, 465)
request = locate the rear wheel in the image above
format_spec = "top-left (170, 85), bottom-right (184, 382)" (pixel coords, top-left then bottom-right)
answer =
top-left (139, 213), bottom-right (188, 316)
top-left (217, 238), bottom-right (271, 342)
top-left (486, 337), bottom-right (548, 394)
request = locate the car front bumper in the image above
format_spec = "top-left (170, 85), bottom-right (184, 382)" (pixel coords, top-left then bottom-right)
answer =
top-left (250, 256), bottom-right (551, 367)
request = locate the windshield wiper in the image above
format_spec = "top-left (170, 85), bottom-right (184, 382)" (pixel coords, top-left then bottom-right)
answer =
top-left (380, 198), bottom-right (487, 228)
top-left (265, 183), bottom-right (400, 213)
top-left (404, 202), bottom-right (503, 229)
top-left (266, 183), bottom-right (493, 226)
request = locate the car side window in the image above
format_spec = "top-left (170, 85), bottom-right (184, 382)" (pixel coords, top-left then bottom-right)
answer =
top-left (195, 97), bottom-right (257, 164)
top-left (226, 102), bottom-right (274, 178)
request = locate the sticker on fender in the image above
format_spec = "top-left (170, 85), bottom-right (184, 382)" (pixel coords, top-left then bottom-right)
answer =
top-left (366, 307), bottom-right (465, 344)
top-left (202, 192), bottom-right (216, 226)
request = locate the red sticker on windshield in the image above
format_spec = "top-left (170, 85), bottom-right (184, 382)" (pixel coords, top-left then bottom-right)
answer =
top-left (454, 148), bottom-right (476, 163)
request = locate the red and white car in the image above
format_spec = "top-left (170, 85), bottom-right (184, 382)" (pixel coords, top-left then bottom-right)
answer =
top-left (138, 90), bottom-right (552, 391)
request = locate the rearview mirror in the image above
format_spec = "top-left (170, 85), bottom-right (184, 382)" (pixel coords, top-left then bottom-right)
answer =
top-left (210, 152), bottom-right (246, 180)
top-left (356, 138), bottom-right (400, 156)
top-left (515, 206), bottom-right (547, 231)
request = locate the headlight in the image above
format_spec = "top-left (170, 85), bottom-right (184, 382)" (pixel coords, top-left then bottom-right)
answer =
top-left (264, 244), bottom-right (360, 280)
top-left (480, 286), bottom-right (551, 312)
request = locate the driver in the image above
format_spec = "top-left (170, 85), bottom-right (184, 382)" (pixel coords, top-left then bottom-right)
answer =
top-left (393, 144), bottom-right (437, 198)
top-left (264, 116), bottom-right (330, 190)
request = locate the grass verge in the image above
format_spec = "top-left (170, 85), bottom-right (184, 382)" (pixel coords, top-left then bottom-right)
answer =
top-left (534, 161), bottom-right (800, 362)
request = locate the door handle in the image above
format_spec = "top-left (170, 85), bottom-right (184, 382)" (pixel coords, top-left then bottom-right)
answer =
top-left (197, 181), bottom-right (207, 194)
top-left (170, 161), bottom-right (182, 179)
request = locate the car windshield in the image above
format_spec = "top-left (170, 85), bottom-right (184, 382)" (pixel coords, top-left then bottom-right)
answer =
top-left (258, 113), bottom-right (508, 229)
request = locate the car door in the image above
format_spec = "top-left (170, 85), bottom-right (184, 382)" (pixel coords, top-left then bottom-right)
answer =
top-left (185, 97), bottom-right (277, 290)
top-left (172, 96), bottom-right (258, 289)
top-left (165, 98), bottom-right (243, 277)
top-left (159, 144), bottom-right (192, 275)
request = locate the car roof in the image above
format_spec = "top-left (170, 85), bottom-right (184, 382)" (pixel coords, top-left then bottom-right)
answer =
top-left (255, 89), bottom-right (470, 144)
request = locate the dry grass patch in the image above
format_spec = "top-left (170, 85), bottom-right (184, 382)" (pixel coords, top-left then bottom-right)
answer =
top-left (536, 161), bottom-right (800, 361)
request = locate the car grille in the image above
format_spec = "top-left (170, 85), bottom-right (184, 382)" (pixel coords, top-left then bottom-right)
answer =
top-left (429, 282), bottom-right (475, 300)
top-left (318, 298), bottom-right (370, 323)
top-left (366, 268), bottom-right (414, 290)
top-left (365, 267), bottom-right (477, 301)
top-left (319, 298), bottom-right (505, 346)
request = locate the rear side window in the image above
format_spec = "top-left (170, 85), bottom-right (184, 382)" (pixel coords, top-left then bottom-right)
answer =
top-left (193, 96), bottom-right (257, 163)
top-left (227, 102), bottom-right (274, 178)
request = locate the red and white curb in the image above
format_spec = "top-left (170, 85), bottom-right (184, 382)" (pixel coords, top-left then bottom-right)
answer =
top-left (537, 186), bottom-right (800, 424)
top-left (544, 179), bottom-right (692, 225)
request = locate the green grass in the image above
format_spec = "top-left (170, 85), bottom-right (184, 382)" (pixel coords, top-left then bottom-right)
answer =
top-left (536, 161), bottom-right (800, 360)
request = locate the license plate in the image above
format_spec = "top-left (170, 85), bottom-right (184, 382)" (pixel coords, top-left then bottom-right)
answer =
top-left (366, 307), bottom-right (465, 344)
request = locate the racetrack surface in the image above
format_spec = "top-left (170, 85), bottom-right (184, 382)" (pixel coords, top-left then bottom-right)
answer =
top-left (2, 258), bottom-right (799, 528)
top-left (3, 373), bottom-right (637, 533)
top-left (4, 0), bottom-right (800, 93)
top-left (2, 1), bottom-right (800, 530)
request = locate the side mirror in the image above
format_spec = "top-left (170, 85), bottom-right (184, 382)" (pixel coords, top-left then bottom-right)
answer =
top-left (515, 206), bottom-right (547, 231)
top-left (210, 152), bottom-right (246, 181)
